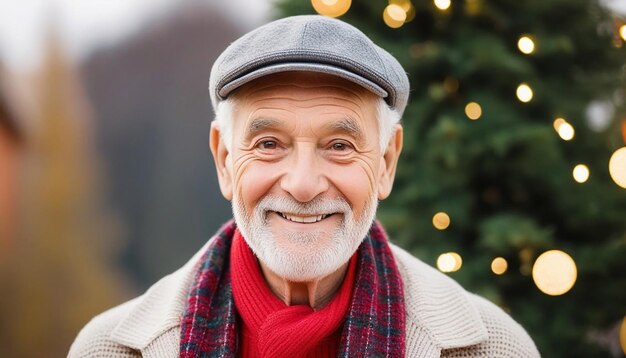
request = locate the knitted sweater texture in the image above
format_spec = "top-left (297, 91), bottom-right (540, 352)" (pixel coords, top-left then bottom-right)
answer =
top-left (68, 221), bottom-right (541, 357)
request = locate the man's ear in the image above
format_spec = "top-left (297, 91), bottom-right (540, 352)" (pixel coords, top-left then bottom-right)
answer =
top-left (377, 124), bottom-right (403, 200)
top-left (209, 121), bottom-right (233, 200)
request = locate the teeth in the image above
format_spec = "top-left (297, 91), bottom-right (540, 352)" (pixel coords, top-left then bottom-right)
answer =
top-left (278, 212), bottom-right (329, 223)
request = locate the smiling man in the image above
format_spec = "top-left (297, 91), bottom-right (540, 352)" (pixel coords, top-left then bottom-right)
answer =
top-left (69, 15), bottom-right (539, 357)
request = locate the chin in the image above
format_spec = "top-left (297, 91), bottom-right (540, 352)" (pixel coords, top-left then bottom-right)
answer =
top-left (232, 194), bottom-right (378, 281)
top-left (253, 234), bottom-right (359, 282)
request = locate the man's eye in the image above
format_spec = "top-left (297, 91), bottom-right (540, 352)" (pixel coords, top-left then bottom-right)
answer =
top-left (331, 142), bottom-right (351, 151)
top-left (258, 140), bottom-right (277, 150)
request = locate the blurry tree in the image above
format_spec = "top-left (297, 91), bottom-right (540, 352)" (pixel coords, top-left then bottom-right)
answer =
top-left (277, 0), bottom-right (626, 356)
top-left (0, 28), bottom-right (130, 357)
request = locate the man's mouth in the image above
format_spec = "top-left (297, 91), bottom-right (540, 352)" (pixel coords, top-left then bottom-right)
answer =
top-left (274, 211), bottom-right (334, 224)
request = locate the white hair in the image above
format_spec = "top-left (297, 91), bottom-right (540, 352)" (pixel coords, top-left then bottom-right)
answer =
top-left (214, 96), bottom-right (401, 152)
top-left (233, 194), bottom-right (378, 281)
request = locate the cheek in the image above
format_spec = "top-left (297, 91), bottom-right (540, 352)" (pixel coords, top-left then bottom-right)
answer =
top-left (235, 159), bottom-right (283, 211)
top-left (326, 160), bottom-right (378, 216)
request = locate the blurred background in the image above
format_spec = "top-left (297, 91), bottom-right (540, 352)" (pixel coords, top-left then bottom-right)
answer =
top-left (0, 0), bottom-right (625, 356)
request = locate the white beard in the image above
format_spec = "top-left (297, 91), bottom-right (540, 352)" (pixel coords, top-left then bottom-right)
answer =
top-left (232, 194), bottom-right (378, 282)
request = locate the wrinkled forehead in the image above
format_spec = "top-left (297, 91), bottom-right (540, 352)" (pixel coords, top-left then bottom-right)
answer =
top-left (231, 71), bottom-right (380, 109)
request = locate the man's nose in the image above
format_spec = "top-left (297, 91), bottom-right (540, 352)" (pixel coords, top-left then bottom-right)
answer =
top-left (279, 144), bottom-right (329, 203)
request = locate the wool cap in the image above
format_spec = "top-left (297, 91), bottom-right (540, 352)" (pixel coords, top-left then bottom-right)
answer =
top-left (209, 15), bottom-right (410, 116)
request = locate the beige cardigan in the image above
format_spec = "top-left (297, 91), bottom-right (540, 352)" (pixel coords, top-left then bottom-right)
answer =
top-left (69, 240), bottom-right (540, 357)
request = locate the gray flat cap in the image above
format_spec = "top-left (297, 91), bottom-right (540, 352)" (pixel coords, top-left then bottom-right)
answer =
top-left (209, 15), bottom-right (410, 116)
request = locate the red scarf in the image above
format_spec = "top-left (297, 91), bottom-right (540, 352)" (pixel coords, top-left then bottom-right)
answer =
top-left (179, 220), bottom-right (405, 357)
top-left (230, 229), bottom-right (356, 357)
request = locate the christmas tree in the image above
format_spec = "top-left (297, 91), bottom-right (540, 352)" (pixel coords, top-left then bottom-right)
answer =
top-left (276, 0), bottom-right (626, 356)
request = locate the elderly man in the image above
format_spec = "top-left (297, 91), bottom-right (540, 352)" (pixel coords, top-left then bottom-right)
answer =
top-left (70, 15), bottom-right (539, 357)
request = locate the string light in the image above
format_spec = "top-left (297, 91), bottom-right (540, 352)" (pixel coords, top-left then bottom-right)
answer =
top-left (532, 250), bottom-right (577, 296)
top-left (620, 25), bottom-right (626, 42)
top-left (383, 4), bottom-right (407, 28)
top-left (558, 122), bottom-right (575, 141)
top-left (311, 0), bottom-right (351, 17)
top-left (517, 36), bottom-right (535, 54)
top-left (572, 164), bottom-right (589, 183)
top-left (491, 257), bottom-right (508, 275)
top-left (437, 252), bottom-right (462, 272)
top-left (553, 117), bottom-right (566, 132)
top-left (434, 0), bottom-right (451, 11)
top-left (516, 83), bottom-right (533, 102)
top-left (389, 0), bottom-right (415, 22)
top-left (465, 102), bottom-right (482, 120)
top-left (432, 212), bottom-right (451, 230)
top-left (609, 147), bottom-right (626, 189)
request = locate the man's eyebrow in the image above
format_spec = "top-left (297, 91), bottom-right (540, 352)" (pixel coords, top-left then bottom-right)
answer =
top-left (245, 117), bottom-right (284, 137)
top-left (323, 117), bottom-right (365, 142)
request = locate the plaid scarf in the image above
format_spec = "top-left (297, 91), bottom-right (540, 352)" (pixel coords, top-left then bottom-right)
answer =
top-left (179, 220), bottom-right (405, 357)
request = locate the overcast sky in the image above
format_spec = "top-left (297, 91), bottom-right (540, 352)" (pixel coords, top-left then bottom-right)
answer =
top-left (0, 0), bottom-right (273, 72)
top-left (0, 0), bottom-right (624, 73)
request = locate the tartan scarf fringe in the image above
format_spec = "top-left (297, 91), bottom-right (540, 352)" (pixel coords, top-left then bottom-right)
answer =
top-left (179, 220), bottom-right (406, 357)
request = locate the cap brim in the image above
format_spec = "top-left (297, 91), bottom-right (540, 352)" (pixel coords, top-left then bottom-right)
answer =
top-left (218, 62), bottom-right (389, 100)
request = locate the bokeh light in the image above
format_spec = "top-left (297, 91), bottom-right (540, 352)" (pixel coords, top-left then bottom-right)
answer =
top-left (383, 4), bottom-right (406, 28)
top-left (516, 83), bottom-right (533, 102)
top-left (311, 0), bottom-right (351, 17)
top-left (491, 257), bottom-right (508, 275)
top-left (465, 102), bottom-right (482, 120)
top-left (437, 252), bottom-right (462, 272)
top-left (572, 164), bottom-right (589, 183)
top-left (432, 211), bottom-right (451, 230)
top-left (553, 117), bottom-right (566, 132)
top-left (558, 122), bottom-right (575, 141)
top-left (532, 250), bottom-right (577, 296)
top-left (620, 25), bottom-right (626, 42)
top-left (390, 0), bottom-right (415, 22)
top-left (609, 147), bottom-right (626, 189)
top-left (443, 77), bottom-right (459, 93)
top-left (433, 0), bottom-right (451, 11)
top-left (517, 36), bottom-right (535, 54)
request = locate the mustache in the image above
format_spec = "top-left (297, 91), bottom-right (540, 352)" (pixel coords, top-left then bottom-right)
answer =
top-left (255, 196), bottom-right (351, 216)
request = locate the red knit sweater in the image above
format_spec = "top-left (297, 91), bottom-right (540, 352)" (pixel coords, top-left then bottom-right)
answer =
top-left (230, 229), bottom-right (356, 358)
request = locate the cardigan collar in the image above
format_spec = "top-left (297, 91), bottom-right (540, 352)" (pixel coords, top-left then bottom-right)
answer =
top-left (110, 232), bottom-right (488, 357)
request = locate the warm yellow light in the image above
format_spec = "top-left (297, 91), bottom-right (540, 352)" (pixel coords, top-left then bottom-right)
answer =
top-left (465, 0), bottom-right (480, 15)
top-left (390, 0), bottom-right (412, 12)
top-left (517, 36), bottom-right (535, 54)
top-left (437, 252), bottom-right (462, 272)
top-left (553, 117), bottom-right (566, 132)
top-left (516, 83), bottom-right (533, 103)
top-left (404, 3), bottom-right (416, 22)
top-left (434, 0), bottom-right (451, 11)
top-left (558, 122), bottom-right (575, 141)
top-left (572, 164), bottom-right (589, 183)
top-left (465, 102), bottom-right (482, 120)
top-left (443, 77), bottom-right (459, 93)
top-left (383, 4), bottom-right (407, 28)
top-left (620, 25), bottom-right (626, 42)
top-left (532, 250), bottom-right (577, 296)
top-left (619, 316), bottom-right (626, 354)
top-left (491, 257), bottom-right (508, 275)
top-left (311, 0), bottom-right (351, 17)
top-left (432, 212), bottom-right (451, 230)
top-left (609, 147), bottom-right (626, 189)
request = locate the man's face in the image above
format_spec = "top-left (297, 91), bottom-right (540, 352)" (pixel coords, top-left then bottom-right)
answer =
top-left (211, 72), bottom-right (401, 281)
